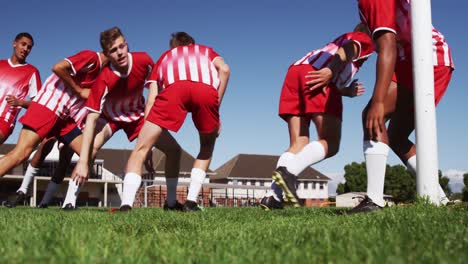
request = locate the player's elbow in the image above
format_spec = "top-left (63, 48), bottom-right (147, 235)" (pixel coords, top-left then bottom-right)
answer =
top-left (51, 63), bottom-right (61, 75)
top-left (376, 32), bottom-right (397, 56)
top-left (219, 63), bottom-right (230, 77)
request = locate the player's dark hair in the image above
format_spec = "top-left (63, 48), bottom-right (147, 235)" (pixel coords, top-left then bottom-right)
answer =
top-left (169, 32), bottom-right (195, 48)
top-left (15, 32), bottom-right (34, 46)
top-left (354, 23), bottom-right (371, 36)
top-left (100, 27), bottom-right (124, 52)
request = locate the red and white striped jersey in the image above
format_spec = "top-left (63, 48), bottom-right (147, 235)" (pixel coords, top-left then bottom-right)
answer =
top-left (294, 32), bottom-right (374, 89)
top-left (358, 0), bottom-right (454, 68)
top-left (34, 50), bottom-right (103, 122)
top-left (86, 52), bottom-right (153, 122)
top-left (148, 44), bottom-right (221, 90)
top-left (0, 59), bottom-right (41, 124)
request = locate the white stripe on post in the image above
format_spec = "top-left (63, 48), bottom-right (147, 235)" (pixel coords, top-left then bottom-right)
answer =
top-left (411, 0), bottom-right (439, 204)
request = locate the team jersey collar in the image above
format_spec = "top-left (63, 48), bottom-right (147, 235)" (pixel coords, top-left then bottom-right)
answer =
top-left (97, 52), bottom-right (103, 70)
top-left (8, 58), bottom-right (28, 68)
top-left (110, 52), bottom-right (133, 78)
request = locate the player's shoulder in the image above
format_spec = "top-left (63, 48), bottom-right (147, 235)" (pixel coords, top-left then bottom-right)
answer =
top-left (25, 63), bottom-right (40, 73)
top-left (159, 48), bottom-right (172, 57)
top-left (99, 64), bottom-right (115, 78)
top-left (78, 49), bottom-right (96, 54)
top-left (16, 62), bottom-right (40, 74)
top-left (346, 32), bottom-right (371, 40)
top-left (0, 60), bottom-right (8, 69)
top-left (196, 44), bottom-right (216, 52)
top-left (72, 49), bottom-right (97, 58)
top-left (195, 43), bottom-right (210, 49)
top-left (154, 49), bottom-right (172, 65)
top-left (66, 50), bottom-right (99, 64)
top-left (335, 32), bottom-right (372, 45)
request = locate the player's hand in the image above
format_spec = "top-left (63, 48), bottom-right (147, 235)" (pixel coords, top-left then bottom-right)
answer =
top-left (71, 160), bottom-right (89, 185)
top-left (366, 101), bottom-right (385, 140)
top-left (5, 95), bottom-right (20, 106)
top-left (305, 68), bottom-right (333, 94)
top-left (341, 79), bottom-right (365, 98)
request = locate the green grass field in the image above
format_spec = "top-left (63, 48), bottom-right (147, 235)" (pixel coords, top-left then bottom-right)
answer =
top-left (0, 203), bottom-right (466, 263)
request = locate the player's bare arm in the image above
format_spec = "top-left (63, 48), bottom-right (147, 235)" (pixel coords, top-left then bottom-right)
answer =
top-left (71, 111), bottom-right (100, 184)
top-left (366, 31), bottom-right (397, 140)
top-left (213, 57), bottom-right (230, 106)
top-left (305, 40), bottom-right (360, 92)
top-left (52, 60), bottom-right (89, 99)
top-left (5, 95), bottom-right (32, 108)
top-left (144, 82), bottom-right (159, 118)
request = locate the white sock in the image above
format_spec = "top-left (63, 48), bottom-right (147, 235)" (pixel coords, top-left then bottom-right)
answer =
top-left (40, 181), bottom-right (60, 205)
top-left (166, 177), bottom-right (178, 206)
top-left (268, 152), bottom-right (295, 201)
top-left (121, 173), bottom-right (142, 207)
top-left (187, 168), bottom-right (206, 202)
top-left (62, 180), bottom-right (81, 207)
top-left (277, 152), bottom-right (295, 168)
top-left (364, 140), bottom-right (389, 207)
top-left (406, 155), bottom-right (448, 202)
top-left (286, 141), bottom-right (326, 176)
top-left (18, 165), bottom-right (39, 193)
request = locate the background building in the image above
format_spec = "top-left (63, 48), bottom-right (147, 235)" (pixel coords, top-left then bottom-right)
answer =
top-left (212, 154), bottom-right (330, 206)
top-left (0, 145), bottom-right (331, 207)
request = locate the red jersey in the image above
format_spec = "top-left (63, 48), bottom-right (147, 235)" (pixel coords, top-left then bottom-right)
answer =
top-left (148, 44), bottom-right (221, 90)
top-left (86, 52), bottom-right (153, 122)
top-left (358, 0), bottom-right (454, 68)
top-left (0, 59), bottom-right (41, 124)
top-left (34, 50), bottom-right (103, 121)
top-left (294, 32), bottom-right (374, 89)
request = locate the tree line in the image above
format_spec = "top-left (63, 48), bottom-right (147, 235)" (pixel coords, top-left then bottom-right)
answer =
top-left (335, 162), bottom-right (459, 203)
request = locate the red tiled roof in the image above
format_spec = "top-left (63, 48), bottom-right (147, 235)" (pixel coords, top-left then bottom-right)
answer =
top-left (213, 154), bottom-right (330, 181)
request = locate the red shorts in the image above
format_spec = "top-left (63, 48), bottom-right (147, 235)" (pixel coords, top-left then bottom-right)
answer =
top-left (104, 116), bottom-right (144, 142)
top-left (19, 102), bottom-right (79, 139)
top-left (278, 64), bottom-right (343, 120)
top-left (393, 60), bottom-right (453, 106)
top-left (147, 81), bottom-right (220, 134)
top-left (0, 119), bottom-right (14, 140)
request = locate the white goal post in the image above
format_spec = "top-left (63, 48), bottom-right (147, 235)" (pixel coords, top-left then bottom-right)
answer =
top-left (411, 0), bottom-right (440, 204)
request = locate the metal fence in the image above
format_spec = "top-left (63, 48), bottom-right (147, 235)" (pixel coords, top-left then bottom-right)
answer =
top-left (2, 176), bottom-right (273, 208)
top-left (135, 180), bottom-right (271, 208)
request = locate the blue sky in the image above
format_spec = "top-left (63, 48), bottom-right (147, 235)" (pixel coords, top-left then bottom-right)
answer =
top-left (1, 1), bottom-right (467, 188)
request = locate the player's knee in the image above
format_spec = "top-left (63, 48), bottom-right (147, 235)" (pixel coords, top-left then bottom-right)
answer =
top-left (327, 141), bottom-right (340, 158)
top-left (197, 152), bottom-right (213, 161)
top-left (171, 144), bottom-right (182, 160)
top-left (161, 143), bottom-right (182, 159)
top-left (388, 132), bottom-right (404, 150)
top-left (388, 140), bottom-right (409, 159)
top-left (197, 146), bottom-right (214, 161)
top-left (133, 146), bottom-right (150, 160)
top-left (91, 147), bottom-right (101, 159)
top-left (10, 149), bottom-right (30, 166)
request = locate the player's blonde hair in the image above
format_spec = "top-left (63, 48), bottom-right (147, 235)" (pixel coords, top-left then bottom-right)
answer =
top-left (100, 27), bottom-right (124, 52)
